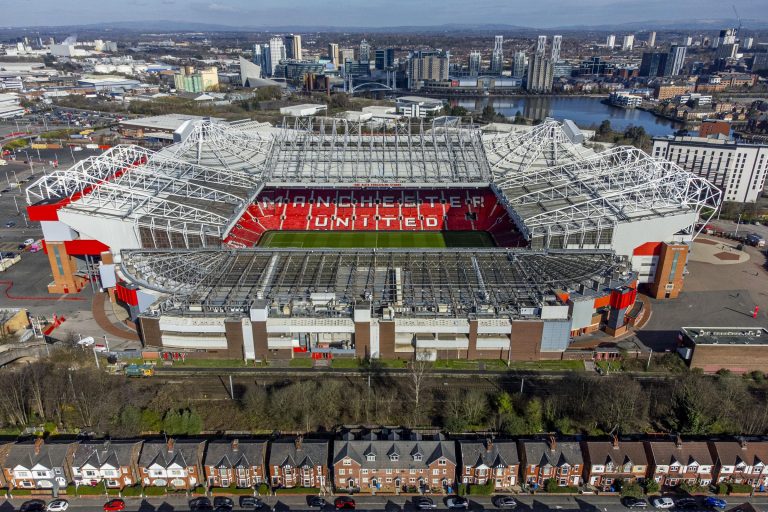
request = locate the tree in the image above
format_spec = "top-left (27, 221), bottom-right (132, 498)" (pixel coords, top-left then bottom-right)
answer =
top-left (596, 120), bottom-right (612, 137)
top-left (481, 105), bottom-right (497, 122)
top-left (620, 481), bottom-right (644, 498)
top-left (524, 398), bottom-right (544, 433)
top-left (544, 478), bottom-right (560, 492)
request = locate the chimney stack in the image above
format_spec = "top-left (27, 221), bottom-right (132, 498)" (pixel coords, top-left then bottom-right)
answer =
top-left (34, 437), bottom-right (44, 455)
top-left (612, 435), bottom-right (619, 449)
top-left (740, 438), bottom-right (747, 450)
top-left (295, 436), bottom-right (303, 451)
top-left (674, 435), bottom-right (682, 449)
top-left (232, 439), bottom-right (240, 452)
top-left (486, 439), bottom-right (493, 452)
top-left (167, 438), bottom-right (175, 453)
top-left (548, 436), bottom-right (557, 452)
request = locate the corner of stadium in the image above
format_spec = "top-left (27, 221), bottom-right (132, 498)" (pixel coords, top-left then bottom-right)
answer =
top-left (25, 116), bottom-right (721, 362)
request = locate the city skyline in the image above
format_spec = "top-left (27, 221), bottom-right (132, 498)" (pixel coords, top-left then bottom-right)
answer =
top-left (3, 0), bottom-right (768, 29)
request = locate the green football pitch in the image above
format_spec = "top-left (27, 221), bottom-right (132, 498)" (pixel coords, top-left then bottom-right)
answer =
top-left (258, 230), bottom-right (496, 249)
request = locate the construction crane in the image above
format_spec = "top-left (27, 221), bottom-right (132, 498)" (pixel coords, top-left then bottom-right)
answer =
top-left (732, 5), bottom-right (742, 35)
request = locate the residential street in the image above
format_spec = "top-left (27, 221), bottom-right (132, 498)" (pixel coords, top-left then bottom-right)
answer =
top-left (1, 494), bottom-right (768, 512)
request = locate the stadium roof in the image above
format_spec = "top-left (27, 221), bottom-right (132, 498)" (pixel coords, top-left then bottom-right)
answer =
top-left (120, 248), bottom-right (634, 318)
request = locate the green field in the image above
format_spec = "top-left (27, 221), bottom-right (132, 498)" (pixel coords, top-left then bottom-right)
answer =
top-left (259, 230), bottom-right (496, 249)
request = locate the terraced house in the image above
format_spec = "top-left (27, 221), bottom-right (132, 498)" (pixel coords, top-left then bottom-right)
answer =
top-left (521, 438), bottom-right (583, 488)
top-left (710, 439), bottom-right (768, 489)
top-left (583, 437), bottom-right (648, 491)
top-left (0, 439), bottom-right (75, 491)
top-left (332, 430), bottom-right (456, 494)
top-left (70, 440), bottom-right (142, 489)
top-left (137, 439), bottom-right (205, 490)
top-left (269, 437), bottom-right (328, 490)
top-left (204, 439), bottom-right (267, 488)
top-left (458, 439), bottom-right (519, 490)
top-left (647, 437), bottom-right (714, 489)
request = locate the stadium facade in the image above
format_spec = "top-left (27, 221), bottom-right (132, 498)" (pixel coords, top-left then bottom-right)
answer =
top-left (26, 117), bottom-right (720, 361)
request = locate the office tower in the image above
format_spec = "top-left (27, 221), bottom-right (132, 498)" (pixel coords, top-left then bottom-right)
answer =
top-left (716, 28), bottom-right (737, 48)
top-left (622, 34), bottom-right (635, 51)
top-left (551, 35), bottom-right (562, 62)
top-left (716, 43), bottom-right (739, 60)
top-left (359, 39), bottom-right (371, 62)
top-left (743, 37), bottom-right (754, 50)
top-left (340, 48), bottom-right (355, 63)
top-left (267, 37), bottom-right (286, 76)
top-left (684, 36), bottom-right (693, 46)
top-left (375, 48), bottom-right (395, 70)
top-left (536, 35), bottom-right (547, 55)
top-left (668, 45), bottom-right (687, 75)
top-left (284, 34), bottom-right (302, 60)
top-left (606, 34), bottom-right (616, 48)
top-left (647, 31), bottom-right (656, 48)
top-left (253, 44), bottom-right (262, 65)
top-left (527, 52), bottom-right (553, 92)
top-left (639, 52), bottom-right (668, 76)
top-left (491, 35), bottom-right (504, 74)
top-left (513, 51), bottom-right (527, 78)
top-left (468, 51), bottom-right (481, 76)
top-left (328, 43), bottom-right (340, 65)
top-left (407, 50), bottom-right (449, 89)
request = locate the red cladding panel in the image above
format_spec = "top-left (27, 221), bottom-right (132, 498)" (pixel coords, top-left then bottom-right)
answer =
top-left (593, 295), bottom-right (611, 309)
top-left (610, 288), bottom-right (637, 310)
top-left (633, 242), bottom-right (662, 256)
top-left (27, 203), bottom-right (62, 221)
top-left (63, 239), bottom-right (110, 255)
top-left (115, 283), bottom-right (139, 306)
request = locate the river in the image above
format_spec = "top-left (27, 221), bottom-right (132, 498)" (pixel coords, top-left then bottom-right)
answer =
top-left (448, 96), bottom-right (683, 137)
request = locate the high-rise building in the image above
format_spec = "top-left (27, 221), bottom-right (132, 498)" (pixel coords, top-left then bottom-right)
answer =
top-left (551, 35), bottom-right (562, 62)
top-left (491, 35), bottom-right (504, 74)
top-left (375, 48), bottom-right (395, 70)
top-left (622, 34), bottom-right (635, 51)
top-left (173, 66), bottom-right (219, 93)
top-left (328, 43), bottom-right (340, 65)
top-left (752, 52), bottom-right (768, 72)
top-left (513, 51), bottom-right (527, 78)
top-left (407, 50), bottom-right (449, 89)
top-left (714, 28), bottom-right (737, 49)
top-left (647, 31), bottom-right (656, 48)
top-left (267, 37), bottom-right (286, 76)
top-left (743, 37), bottom-right (754, 50)
top-left (252, 44), bottom-right (262, 66)
top-left (716, 43), bottom-right (739, 60)
top-left (359, 39), bottom-right (371, 63)
top-left (668, 45), bottom-right (687, 76)
top-left (606, 34), bottom-right (616, 48)
top-left (639, 52), bottom-right (668, 77)
top-left (340, 48), bottom-right (355, 63)
top-left (468, 51), bottom-right (482, 76)
top-left (284, 34), bottom-right (302, 60)
top-left (684, 36), bottom-right (693, 47)
top-left (536, 35), bottom-right (547, 55)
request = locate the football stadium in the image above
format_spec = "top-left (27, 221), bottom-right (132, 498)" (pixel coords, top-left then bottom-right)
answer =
top-left (25, 116), bottom-right (721, 361)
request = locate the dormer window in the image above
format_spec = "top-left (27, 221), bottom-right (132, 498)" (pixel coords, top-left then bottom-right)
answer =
top-left (367, 454), bottom-right (376, 462)
top-left (413, 454), bottom-right (422, 462)
top-left (343, 458), bottom-right (352, 466)
top-left (390, 454), bottom-right (399, 462)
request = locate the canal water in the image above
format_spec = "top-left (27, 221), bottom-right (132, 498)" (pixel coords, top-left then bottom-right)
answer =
top-left (450, 96), bottom-right (683, 136)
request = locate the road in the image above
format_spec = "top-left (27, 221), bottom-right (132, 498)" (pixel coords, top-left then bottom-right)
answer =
top-left (1, 494), bottom-right (767, 512)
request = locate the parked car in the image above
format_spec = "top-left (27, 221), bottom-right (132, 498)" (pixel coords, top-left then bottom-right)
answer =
top-left (239, 497), bottom-right (264, 509)
top-left (334, 497), bottom-right (355, 510)
top-left (46, 500), bottom-right (69, 512)
top-left (651, 498), bottom-right (674, 509)
top-left (23, 238), bottom-right (35, 246)
top-left (5, 221), bottom-right (15, 227)
top-left (308, 497), bottom-right (328, 508)
top-left (674, 498), bottom-right (698, 509)
top-left (20, 500), bottom-right (47, 512)
top-left (622, 497), bottom-right (648, 509)
top-left (190, 498), bottom-right (214, 511)
top-left (1, 252), bottom-right (16, 259)
top-left (492, 496), bottom-right (518, 509)
top-left (103, 500), bottom-right (126, 512)
top-left (213, 497), bottom-right (234, 509)
top-left (447, 496), bottom-right (469, 510)
top-left (413, 497), bottom-right (437, 509)
top-left (704, 498), bottom-right (727, 509)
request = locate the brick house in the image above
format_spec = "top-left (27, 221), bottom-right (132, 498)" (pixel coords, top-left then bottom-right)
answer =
top-left (520, 437), bottom-right (583, 488)
top-left (137, 438), bottom-right (205, 490)
top-left (0, 438), bottom-right (76, 491)
top-left (70, 440), bottom-right (142, 489)
top-left (710, 439), bottom-right (768, 489)
top-left (204, 439), bottom-right (267, 489)
top-left (583, 437), bottom-right (648, 491)
top-left (332, 430), bottom-right (456, 494)
top-left (458, 439), bottom-right (519, 490)
top-left (268, 437), bottom-right (328, 490)
top-left (647, 437), bottom-right (714, 489)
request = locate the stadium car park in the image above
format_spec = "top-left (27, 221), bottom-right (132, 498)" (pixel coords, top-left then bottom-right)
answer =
top-left (23, 116), bottom-right (720, 362)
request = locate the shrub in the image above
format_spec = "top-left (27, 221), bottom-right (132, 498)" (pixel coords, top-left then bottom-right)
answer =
top-left (544, 479), bottom-right (559, 493)
top-left (728, 483), bottom-right (753, 494)
top-left (621, 482), bottom-right (644, 498)
top-left (257, 483), bottom-right (270, 495)
top-left (715, 483), bottom-right (729, 495)
top-left (645, 480), bottom-right (660, 495)
top-left (457, 483), bottom-right (467, 496)
top-left (467, 480), bottom-right (494, 496)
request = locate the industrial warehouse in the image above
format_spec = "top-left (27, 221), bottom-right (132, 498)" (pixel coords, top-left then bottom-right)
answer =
top-left (24, 116), bottom-right (721, 361)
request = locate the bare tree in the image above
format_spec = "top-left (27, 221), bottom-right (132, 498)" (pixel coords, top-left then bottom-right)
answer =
top-left (408, 359), bottom-right (431, 408)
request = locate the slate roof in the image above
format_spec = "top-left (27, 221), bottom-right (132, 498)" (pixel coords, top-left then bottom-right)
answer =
top-left (584, 440), bottom-right (648, 469)
top-left (138, 439), bottom-right (205, 469)
top-left (332, 437), bottom-right (456, 470)
top-left (2, 439), bottom-right (76, 470)
top-left (648, 440), bottom-right (713, 467)
top-left (204, 439), bottom-right (266, 469)
top-left (710, 440), bottom-right (768, 467)
top-left (459, 440), bottom-right (519, 468)
top-left (71, 440), bottom-right (142, 469)
top-left (269, 438), bottom-right (328, 469)
top-left (522, 440), bottom-right (583, 467)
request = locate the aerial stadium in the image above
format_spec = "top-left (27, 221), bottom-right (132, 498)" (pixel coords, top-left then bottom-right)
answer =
top-left (25, 116), bottom-right (721, 361)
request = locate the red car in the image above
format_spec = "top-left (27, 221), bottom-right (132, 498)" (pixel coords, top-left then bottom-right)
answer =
top-left (103, 499), bottom-right (125, 512)
top-left (334, 497), bottom-right (355, 510)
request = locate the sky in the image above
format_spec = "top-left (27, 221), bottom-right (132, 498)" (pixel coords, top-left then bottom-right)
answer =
top-left (3, 0), bottom-right (767, 28)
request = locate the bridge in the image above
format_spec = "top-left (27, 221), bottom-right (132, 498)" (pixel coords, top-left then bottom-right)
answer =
top-left (348, 82), bottom-right (397, 95)
top-left (0, 341), bottom-right (58, 366)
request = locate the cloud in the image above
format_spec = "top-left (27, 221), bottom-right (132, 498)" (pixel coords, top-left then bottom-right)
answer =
top-left (206, 2), bottom-right (237, 12)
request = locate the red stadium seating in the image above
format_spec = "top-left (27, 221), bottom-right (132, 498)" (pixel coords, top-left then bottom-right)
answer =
top-left (224, 187), bottom-right (521, 248)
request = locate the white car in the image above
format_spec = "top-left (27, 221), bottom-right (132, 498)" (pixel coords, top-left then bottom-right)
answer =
top-left (77, 336), bottom-right (95, 347)
top-left (47, 500), bottom-right (69, 512)
top-left (23, 238), bottom-right (35, 246)
top-left (651, 498), bottom-right (675, 509)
